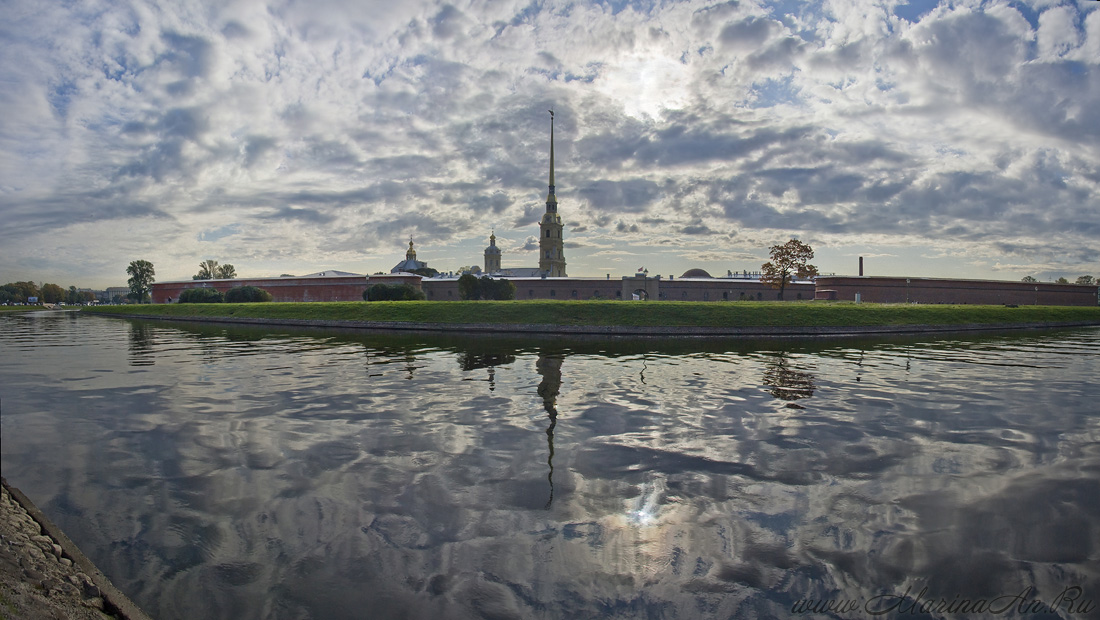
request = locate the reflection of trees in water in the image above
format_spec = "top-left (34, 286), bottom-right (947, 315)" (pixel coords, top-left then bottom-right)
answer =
top-left (762, 353), bottom-right (815, 401)
top-left (457, 352), bottom-right (516, 391)
top-left (127, 322), bottom-right (156, 366)
top-left (537, 354), bottom-right (563, 509)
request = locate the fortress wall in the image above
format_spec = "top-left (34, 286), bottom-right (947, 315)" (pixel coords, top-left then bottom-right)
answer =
top-left (657, 279), bottom-right (814, 302)
top-left (151, 276), bottom-right (369, 303)
top-left (423, 278), bottom-right (619, 301)
top-left (815, 276), bottom-right (1099, 306)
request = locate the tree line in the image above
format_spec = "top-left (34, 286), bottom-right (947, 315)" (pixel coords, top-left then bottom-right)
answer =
top-left (1022, 275), bottom-right (1095, 285)
top-left (2, 281), bottom-right (99, 305)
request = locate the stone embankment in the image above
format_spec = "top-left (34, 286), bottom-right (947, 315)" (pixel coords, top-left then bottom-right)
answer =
top-left (0, 478), bottom-right (151, 620)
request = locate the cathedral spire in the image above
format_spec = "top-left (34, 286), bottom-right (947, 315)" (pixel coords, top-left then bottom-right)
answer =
top-left (546, 109), bottom-right (556, 209)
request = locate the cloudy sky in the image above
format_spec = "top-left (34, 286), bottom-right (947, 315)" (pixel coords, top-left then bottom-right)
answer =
top-left (1, 0), bottom-right (1098, 288)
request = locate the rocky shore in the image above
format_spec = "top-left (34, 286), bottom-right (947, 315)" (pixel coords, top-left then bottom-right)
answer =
top-left (0, 479), bottom-right (150, 620)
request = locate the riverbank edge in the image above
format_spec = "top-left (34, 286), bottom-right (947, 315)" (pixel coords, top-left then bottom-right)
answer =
top-left (82, 311), bottom-right (1100, 337)
top-left (1, 477), bottom-right (153, 620)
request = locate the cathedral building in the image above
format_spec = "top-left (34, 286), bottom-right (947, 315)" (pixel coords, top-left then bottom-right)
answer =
top-left (539, 110), bottom-right (566, 277)
top-left (391, 239), bottom-right (429, 273)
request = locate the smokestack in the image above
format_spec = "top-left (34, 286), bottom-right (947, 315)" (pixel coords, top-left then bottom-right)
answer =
top-left (859, 256), bottom-right (864, 276)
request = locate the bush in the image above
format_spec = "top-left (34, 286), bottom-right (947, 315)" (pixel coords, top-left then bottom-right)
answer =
top-left (457, 274), bottom-right (515, 300)
top-left (225, 286), bottom-right (273, 303)
top-left (364, 284), bottom-right (425, 301)
top-left (177, 287), bottom-right (224, 303)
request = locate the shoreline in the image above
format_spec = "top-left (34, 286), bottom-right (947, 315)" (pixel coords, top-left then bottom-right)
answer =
top-left (81, 311), bottom-right (1100, 337)
top-left (0, 477), bottom-right (152, 620)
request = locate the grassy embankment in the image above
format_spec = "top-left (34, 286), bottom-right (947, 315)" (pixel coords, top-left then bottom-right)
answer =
top-left (0, 306), bottom-right (41, 314)
top-left (82, 301), bottom-right (1100, 328)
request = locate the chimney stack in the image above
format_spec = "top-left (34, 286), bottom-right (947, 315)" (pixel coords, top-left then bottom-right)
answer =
top-left (859, 256), bottom-right (864, 276)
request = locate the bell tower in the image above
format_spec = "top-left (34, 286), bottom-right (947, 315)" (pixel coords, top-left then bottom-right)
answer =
top-left (539, 109), bottom-right (566, 277)
top-left (484, 232), bottom-right (502, 274)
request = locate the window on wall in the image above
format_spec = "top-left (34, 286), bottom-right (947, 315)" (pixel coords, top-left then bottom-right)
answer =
top-left (615, 291), bottom-right (622, 298)
top-left (546, 230), bottom-right (551, 237)
top-left (704, 292), bottom-right (709, 300)
top-left (448, 290), bottom-right (453, 297)
top-left (571, 290), bottom-right (577, 298)
top-left (757, 292), bottom-right (763, 300)
top-left (682, 291), bottom-right (687, 299)
top-left (797, 292), bottom-right (802, 300)
top-left (550, 290), bottom-right (556, 297)
top-left (529, 290), bottom-right (534, 297)
top-left (723, 292), bottom-right (728, 300)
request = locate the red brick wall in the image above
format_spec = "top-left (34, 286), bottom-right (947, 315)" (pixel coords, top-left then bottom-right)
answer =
top-left (152, 276), bottom-right (370, 303)
top-left (659, 279), bottom-right (814, 301)
top-left (815, 276), bottom-right (1099, 306)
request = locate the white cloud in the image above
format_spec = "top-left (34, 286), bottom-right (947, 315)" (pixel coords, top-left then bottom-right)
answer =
top-left (0, 0), bottom-right (1097, 287)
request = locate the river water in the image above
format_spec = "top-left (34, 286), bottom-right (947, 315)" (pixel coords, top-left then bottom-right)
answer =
top-left (0, 311), bottom-right (1097, 619)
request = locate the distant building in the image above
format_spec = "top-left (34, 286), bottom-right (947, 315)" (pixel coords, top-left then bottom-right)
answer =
top-left (391, 240), bottom-right (429, 273)
top-left (484, 232), bottom-right (502, 274)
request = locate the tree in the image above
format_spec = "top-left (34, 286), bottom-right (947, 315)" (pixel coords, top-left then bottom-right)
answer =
top-left (457, 274), bottom-right (515, 300)
top-left (410, 267), bottom-right (439, 278)
top-left (1076, 275), bottom-right (1095, 286)
top-left (1021, 275), bottom-right (1038, 283)
top-left (126, 260), bottom-right (155, 304)
top-left (760, 239), bottom-right (818, 300)
top-left (1055, 277), bottom-right (1069, 284)
top-left (40, 283), bottom-right (65, 304)
top-left (215, 263), bottom-right (237, 279)
top-left (194, 259), bottom-right (219, 280)
top-left (178, 287), bottom-right (224, 303)
top-left (364, 284), bottom-right (424, 301)
top-left (66, 285), bottom-right (81, 305)
top-left (2, 281), bottom-right (39, 302)
top-left (458, 273), bottom-right (480, 300)
top-left (225, 286), bottom-right (272, 303)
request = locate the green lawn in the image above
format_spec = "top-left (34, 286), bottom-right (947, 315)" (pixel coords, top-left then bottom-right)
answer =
top-left (0, 306), bottom-right (42, 314)
top-left (82, 300), bottom-right (1100, 328)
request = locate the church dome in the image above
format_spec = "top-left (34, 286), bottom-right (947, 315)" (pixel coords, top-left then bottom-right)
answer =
top-left (485, 232), bottom-right (501, 254)
top-left (681, 268), bottom-right (713, 278)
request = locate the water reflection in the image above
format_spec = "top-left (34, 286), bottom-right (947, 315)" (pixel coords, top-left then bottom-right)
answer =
top-left (761, 352), bottom-right (815, 404)
top-left (127, 321), bottom-right (156, 366)
top-left (1, 314), bottom-right (1097, 620)
top-left (536, 354), bottom-right (563, 509)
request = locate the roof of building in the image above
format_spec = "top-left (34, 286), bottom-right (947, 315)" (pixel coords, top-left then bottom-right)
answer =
top-left (297, 270), bottom-right (363, 277)
top-left (680, 268), bottom-right (713, 278)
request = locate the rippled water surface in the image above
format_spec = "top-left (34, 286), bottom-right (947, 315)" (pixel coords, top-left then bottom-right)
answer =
top-left (1, 312), bottom-right (1098, 619)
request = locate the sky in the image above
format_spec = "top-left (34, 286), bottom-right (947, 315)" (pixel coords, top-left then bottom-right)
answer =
top-left (1, 0), bottom-right (1098, 288)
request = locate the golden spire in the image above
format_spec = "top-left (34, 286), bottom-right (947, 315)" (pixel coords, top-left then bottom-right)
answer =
top-left (547, 109), bottom-right (556, 206)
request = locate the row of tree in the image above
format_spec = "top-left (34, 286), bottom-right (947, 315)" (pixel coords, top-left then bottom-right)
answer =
top-left (194, 259), bottom-right (236, 280)
top-left (178, 285), bottom-right (272, 303)
top-left (1022, 275), bottom-right (1095, 285)
top-left (2, 281), bottom-right (98, 305)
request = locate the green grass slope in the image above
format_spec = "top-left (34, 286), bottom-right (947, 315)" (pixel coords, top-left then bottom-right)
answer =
top-left (83, 301), bottom-right (1100, 328)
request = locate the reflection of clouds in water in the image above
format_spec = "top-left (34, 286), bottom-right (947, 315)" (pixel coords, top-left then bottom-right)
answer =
top-left (1, 316), bottom-right (1098, 619)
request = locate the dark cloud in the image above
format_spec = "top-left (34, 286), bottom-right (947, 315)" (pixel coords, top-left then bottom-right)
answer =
top-left (158, 32), bottom-right (215, 79)
top-left (577, 178), bottom-right (661, 211)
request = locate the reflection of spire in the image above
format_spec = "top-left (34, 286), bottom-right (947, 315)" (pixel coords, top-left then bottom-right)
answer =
top-left (536, 353), bottom-right (563, 509)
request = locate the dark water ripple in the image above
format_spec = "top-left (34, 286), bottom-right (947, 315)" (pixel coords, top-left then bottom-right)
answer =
top-left (1, 314), bottom-right (1098, 619)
